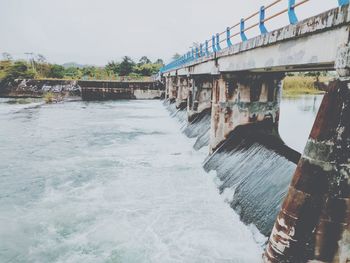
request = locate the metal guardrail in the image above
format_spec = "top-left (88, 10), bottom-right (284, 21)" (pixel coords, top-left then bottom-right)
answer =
top-left (160, 0), bottom-right (349, 74)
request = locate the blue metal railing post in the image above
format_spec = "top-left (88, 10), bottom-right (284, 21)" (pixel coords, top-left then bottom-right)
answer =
top-left (200, 43), bottom-right (204, 57)
top-left (205, 40), bottom-right (210, 56)
top-left (288, 0), bottom-right (298, 24)
top-left (216, 33), bottom-right (221, 51)
top-left (240, 19), bottom-right (248, 41)
top-left (212, 35), bottom-right (217, 53)
top-left (338, 0), bottom-right (349, 6)
top-left (226, 27), bottom-right (233, 47)
top-left (259, 6), bottom-right (268, 34)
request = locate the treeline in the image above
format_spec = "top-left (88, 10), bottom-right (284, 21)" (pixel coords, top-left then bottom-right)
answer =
top-left (0, 53), bottom-right (164, 90)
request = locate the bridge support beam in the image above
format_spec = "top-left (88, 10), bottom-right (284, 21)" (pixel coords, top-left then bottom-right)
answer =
top-left (165, 76), bottom-right (177, 103)
top-left (176, 77), bottom-right (190, 109)
top-left (264, 79), bottom-right (350, 263)
top-left (209, 73), bottom-right (283, 153)
top-left (187, 75), bottom-right (213, 121)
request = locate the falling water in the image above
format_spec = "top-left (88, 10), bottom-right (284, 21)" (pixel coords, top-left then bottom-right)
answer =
top-left (165, 95), bottom-right (323, 237)
top-left (164, 101), bottom-right (211, 150)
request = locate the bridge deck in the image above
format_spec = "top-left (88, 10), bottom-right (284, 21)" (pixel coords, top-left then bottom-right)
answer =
top-left (164, 5), bottom-right (350, 76)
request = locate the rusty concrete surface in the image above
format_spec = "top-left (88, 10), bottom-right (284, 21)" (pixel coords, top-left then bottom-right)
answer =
top-left (80, 81), bottom-right (164, 101)
top-left (210, 73), bottom-right (283, 152)
top-left (264, 80), bottom-right (350, 263)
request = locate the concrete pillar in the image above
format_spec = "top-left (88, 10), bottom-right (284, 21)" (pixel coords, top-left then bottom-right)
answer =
top-left (209, 73), bottom-right (283, 153)
top-left (165, 76), bottom-right (177, 102)
top-left (187, 75), bottom-right (213, 121)
top-left (165, 76), bottom-right (170, 99)
top-left (264, 80), bottom-right (350, 263)
top-left (176, 77), bottom-right (189, 109)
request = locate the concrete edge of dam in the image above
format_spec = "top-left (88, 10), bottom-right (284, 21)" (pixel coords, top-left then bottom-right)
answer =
top-left (0, 79), bottom-right (165, 101)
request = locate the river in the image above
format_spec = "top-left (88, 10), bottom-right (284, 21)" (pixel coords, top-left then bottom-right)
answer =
top-left (0, 95), bottom-right (323, 263)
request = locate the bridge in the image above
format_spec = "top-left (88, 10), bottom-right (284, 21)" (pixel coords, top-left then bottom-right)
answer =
top-left (160, 1), bottom-right (350, 262)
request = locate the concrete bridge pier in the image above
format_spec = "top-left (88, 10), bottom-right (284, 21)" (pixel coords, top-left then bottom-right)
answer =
top-left (187, 75), bottom-right (213, 122)
top-left (209, 72), bottom-right (284, 153)
top-left (165, 76), bottom-right (177, 103)
top-left (176, 76), bottom-right (190, 109)
top-left (263, 79), bottom-right (350, 263)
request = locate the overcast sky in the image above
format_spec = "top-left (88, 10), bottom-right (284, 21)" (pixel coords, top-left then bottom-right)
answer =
top-left (0, 0), bottom-right (336, 65)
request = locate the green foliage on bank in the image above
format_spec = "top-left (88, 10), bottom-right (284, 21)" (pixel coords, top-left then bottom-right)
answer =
top-left (0, 54), bottom-right (164, 92)
top-left (283, 72), bottom-right (332, 97)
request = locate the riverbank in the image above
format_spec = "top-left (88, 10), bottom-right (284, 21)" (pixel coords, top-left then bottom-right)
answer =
top-left (282, 76), bottom-right (329, 97)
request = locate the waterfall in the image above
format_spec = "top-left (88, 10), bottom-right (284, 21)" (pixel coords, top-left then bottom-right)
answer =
top-left (164, 100), bottom-right (301, 237)
top-left (164, 100), bottom-right (211, 150)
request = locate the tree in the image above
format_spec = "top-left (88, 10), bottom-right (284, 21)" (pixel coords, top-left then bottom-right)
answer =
top-left (48, 64), bottom-right (65, 78)
top-left (105, 61), bottom-right (120, 75)
top-left (154, 58), bottom-right (164, 66)
top-left (64, 67), bottom-right (81, 79)
top-left (138, 56), bottom-right (151, 65)
top-left (36, 54), bottom-right (46, 63)
top-left (133, 63), bottom-right (162, 76)
top-left (172, 53), bottom-right (181, 60)
top-left (119, 56), bottom-right (135, 76)
top-left (81, 66), bottom-right (97, 79)
top-left (34, 54), bottom-right (49, 78)
top-left (2, 52), bottom-right (12, 61)
top-left (1, 61), bottom-right (35, 88)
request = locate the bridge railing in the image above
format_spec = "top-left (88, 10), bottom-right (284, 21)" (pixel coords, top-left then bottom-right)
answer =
top-left (160, 0), bottom-right (349, 74)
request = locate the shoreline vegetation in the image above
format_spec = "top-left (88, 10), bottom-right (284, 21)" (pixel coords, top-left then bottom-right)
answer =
top-left (0, 54), bottom-right (166, 95)
top-left (0, 53), bottom-right (334, 98)
top-left (283, 75), bottom-right (330, 97)
top-left (43, 92), bottom-right (64, 104)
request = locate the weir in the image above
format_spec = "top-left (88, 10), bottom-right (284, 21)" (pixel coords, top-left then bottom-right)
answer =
top-left (160, 1), bottom-right (350, 261)
top-left (79, 80), bottom-right (164, 100)
top-left (0, 79), bottom-right (165, 101)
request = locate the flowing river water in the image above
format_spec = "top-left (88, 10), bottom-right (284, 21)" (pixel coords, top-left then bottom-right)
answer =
top-left (0, 95), bottom-right (323, 263)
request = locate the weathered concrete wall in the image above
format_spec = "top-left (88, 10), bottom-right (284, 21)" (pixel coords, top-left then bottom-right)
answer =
top-left (264, 80), bottom-right (350, 263)
top-left (79, 81), bottom-right (164, 101)
top-left (175, 77), bottom-right (190, 109)
top-left (164, 75), bottom-right (212, 119)
top-left (0, 79), bottom-right (80, 97)
top-left (164, 74), bottom-right (213, 150)
top-left (187, 75), bottom-right (213, 121)
top-left (0, 79), bottom-right (165, 100)
top-left (210, 73), bottom-right (283, 152)
top-left (165, 77), bottom-right (177, 102)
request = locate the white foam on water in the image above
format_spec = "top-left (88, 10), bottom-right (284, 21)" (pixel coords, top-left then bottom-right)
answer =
top-left (0, 100), bottom-right (262, 263)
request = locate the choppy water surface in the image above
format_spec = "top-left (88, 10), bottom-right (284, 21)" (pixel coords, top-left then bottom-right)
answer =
top-left (0, 95), bottom-right (322, 263)
top-left (0, 98), bottom-right (262, 263)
